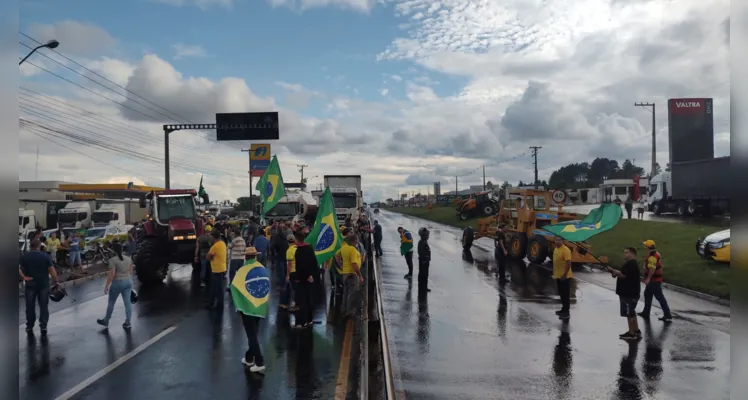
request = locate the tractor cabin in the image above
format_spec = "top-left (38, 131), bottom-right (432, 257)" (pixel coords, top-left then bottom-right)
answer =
top-left (475, 189), bottom-right (607, 266)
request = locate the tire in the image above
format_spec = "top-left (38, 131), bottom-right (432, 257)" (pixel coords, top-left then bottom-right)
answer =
top-left (482, 204), bottom-right (495, 215)
top-left (677, 203), bottom-right (686, 216)
top-left (526, 235), bottom-right (549, 264)
top-left (507, 233), bottom-right (528, 259)
top-left (687, 201), bottom-right (697, 215)
top-left (459, 212), bottom-right (470, 221)
top-left (134, 237), bottom-right (168, 285)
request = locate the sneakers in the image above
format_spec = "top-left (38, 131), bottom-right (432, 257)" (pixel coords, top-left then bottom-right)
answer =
top-left (637, 312), bottom-right (649, 319)
top-left (555, 310), bottom-right (564, 315)
top-left (557, 311), bottom-right (570, 319)
top-left (123, 322), bottom-right (132, 330)
top-left (404, 274), bottom-right (412, 279)
top-left (619, 331), bottom-right (639, 340)
top-left (96, 319), bottom-right (109, 327)
top-left (242, 357), bottom-right (255, 368)
top-left (658, 316), bottom-right (673, 322)
top-left (249, 365), bottom-right (266, 374)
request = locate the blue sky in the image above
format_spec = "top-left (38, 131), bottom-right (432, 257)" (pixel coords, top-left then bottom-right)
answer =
top-left (20, 0), bottom-right (460, 111)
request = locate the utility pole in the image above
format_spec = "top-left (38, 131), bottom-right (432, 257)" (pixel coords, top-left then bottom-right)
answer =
top-left (482, 165), bottom-right (486, 191)
top-left (635, 102), bottom-right (656, 178)
top-left (455, 176), bottom-right (458, 195)
top-left (529, 146), bottom-right (542, 188)
top-left (297, 164), bottom-right (308, 184)
top-left (241, 149), bottom-right (254, 216)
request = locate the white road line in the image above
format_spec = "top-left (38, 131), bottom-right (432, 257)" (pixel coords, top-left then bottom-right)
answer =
top-left (54, 325), bottom-right (178, 400)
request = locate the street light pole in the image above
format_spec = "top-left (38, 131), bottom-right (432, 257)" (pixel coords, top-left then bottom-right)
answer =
top-left (19, 40), bottom-right (60, 65)
top-left (635, 102), bottom-right (656, 177)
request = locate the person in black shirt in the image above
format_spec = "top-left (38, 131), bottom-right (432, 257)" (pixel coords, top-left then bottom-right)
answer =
top-left (293, 230), bottom-right (317, 329)
top-left (417, 227), bottom-right (431, 294)
top-left (607, 247), bottom-right (642, 340)
top-left (373, 220), bottom-right (383, 257)
top-left (494, 226), bottom-right (508, 284)
top-left (19, 239), bottom-right (59, 335)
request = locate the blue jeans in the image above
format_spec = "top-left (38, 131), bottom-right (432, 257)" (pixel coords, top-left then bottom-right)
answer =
top-left (25, 282), bottom-right (49, 330)
top-left (280, 280), bottom-right (296, 307)
top-left (275, 258), bottom-right (286, 283)
top-left (68, 251), bottom-right (82, 266)
top-left (201, 259), bottom-right (210, 281)
top-left (103, 279), bottom-right (133, 324)
top-left (229, 259), bottom-right (244, 285)
top-left (641, 282), bottom-right (672, 318)
top-left (127, 240), bottom-right (137, 255)
top-left (209, 272), bottom-right (225, 309)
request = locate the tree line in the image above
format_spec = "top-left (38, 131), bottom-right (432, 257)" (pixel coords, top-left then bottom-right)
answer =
top-left (546, 157), bottom-right (653, 190)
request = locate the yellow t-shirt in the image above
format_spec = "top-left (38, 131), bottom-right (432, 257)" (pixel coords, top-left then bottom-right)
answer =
top-left (286, 245), bottom-right (297, 274)
top-left (339, 243), bottom-right (361, 275)
top-left (264, 226), bottom-right (272, 238)
top-left (46, 238), bottom-right (60, 253)
top-left (552, 245), bottom-right (572, 279)
top-left (207, 240), bottom-right (227, 273)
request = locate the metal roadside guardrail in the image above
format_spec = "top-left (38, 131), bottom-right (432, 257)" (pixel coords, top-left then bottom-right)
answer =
top-left (372, 239), bottom-right (397, 399)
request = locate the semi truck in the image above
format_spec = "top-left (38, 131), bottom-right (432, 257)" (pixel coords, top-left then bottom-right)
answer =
top-left (92, 200), bottom-right (148, 227)
top-left (18, 199), bottom-right (70, 232)
top-left (648, 157), bottom-right (730, 216)
top-left (57, 200), bottom-right (97, 229)
top-left (323, 175), bottom-right (363, 223)
top-left (264, 189), bottom-right (318, 225)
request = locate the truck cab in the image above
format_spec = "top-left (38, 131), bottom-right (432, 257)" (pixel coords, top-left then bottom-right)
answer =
top-left (92, 203), bottom-right (126, 227)
top-left (647, 172), bottom-right (670, 213)
top-left (265, 190), bottom-right (318, 225)
top-left (58, 201), bottom-right (93, 229)
top-left (19, 208), bottom-right (37, 236)
top-left (330, 187), bottom-right (360, 223)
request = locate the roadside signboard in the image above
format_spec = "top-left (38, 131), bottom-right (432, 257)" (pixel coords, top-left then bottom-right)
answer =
top-left (667, 98), bottom-right (714, 164)
top-left (551, 189), bottom-right (567, 205)
top-left (249, 143), bottom-right (271, 177)
top-left (216, 112), bottom-right (279, 141)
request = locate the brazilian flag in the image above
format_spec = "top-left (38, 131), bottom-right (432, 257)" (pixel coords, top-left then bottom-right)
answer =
top-left (255, 155), bottom-right (286, 215)
top-left (305, 187), bottom-right (343, 265)
top-left (400, 230), bottom-right (413, 256)
top-left (198, 175), bottom-right (209, 204)
top-left (230, 260), bottom-right (270, 317)
top-left (543, 202), bottom-right (622, 242)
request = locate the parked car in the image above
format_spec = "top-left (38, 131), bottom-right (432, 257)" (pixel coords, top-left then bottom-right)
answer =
top-left (696, 229), bottom-right (730, 264)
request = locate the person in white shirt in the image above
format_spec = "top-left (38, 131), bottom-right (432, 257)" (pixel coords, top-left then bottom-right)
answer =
top-left (228, 229), bottom-right (247, 286)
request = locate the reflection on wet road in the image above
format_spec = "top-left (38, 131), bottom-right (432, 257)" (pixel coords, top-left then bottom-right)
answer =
top-left (377, 210), bottom-right (729, 399)
top-left (20, 264), bottom-right (345, 399)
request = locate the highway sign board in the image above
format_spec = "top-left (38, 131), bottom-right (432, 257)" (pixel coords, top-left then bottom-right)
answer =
top-left (551, 189), bottom-right (567, 204)
top-left (216, 112), bottom-right (279, 141)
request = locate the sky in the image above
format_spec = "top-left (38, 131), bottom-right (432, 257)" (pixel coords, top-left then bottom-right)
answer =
top-left (17, 0), bottom-right (731, 203)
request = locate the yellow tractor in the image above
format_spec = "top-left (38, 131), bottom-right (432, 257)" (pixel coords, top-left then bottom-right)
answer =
top-left (475, 189), bottom-right (607, 265)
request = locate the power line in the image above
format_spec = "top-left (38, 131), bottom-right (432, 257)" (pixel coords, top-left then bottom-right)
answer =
top-left (20, 31), bottom-right (198, 124)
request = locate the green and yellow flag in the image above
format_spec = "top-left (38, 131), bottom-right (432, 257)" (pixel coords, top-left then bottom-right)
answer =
top-left (230, 259), bottom-right (270, 317)
top-left (304, 187), bottom-right (343, 265)
top-left (254, 155), bottom-right (286, 215)
top-left (543, 202), bottom-right (622, 242)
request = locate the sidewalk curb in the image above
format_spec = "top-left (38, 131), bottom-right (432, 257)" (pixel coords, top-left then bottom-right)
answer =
top-left (471, 237), bottom-right (730, 306)
top-left (18, 270), bottom-right (108, 298)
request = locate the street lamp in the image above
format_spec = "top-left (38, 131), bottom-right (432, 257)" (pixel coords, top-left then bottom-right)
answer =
top-left (19, 39), bottom-right (60, 65)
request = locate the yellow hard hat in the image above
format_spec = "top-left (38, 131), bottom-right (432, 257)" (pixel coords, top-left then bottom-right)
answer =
top-left (205, 225), bottom-right (213, 232)
top-left (642, 239), bottom-right (655, 248)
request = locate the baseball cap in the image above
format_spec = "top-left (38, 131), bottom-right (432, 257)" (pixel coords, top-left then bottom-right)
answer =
top-left (287, 233), bottom-right (295, 242)
top-left (642, 239), bottom-right (656, 248)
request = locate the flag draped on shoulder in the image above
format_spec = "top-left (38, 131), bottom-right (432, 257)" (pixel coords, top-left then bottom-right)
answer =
top-left (305, 187), bottom-right (343, 265)
top-left (543, 202), bottom-right (622, 242)
top-left (230, 260), bottom-right (270, 317)
top-left (255, 155), bottom-right (286, 215)
top-left (400, 230), bottom-right (413, 255)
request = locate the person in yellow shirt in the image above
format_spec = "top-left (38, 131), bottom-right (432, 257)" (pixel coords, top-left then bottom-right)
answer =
top-left (336, 234), bottom-right (363, 319)
top-left (280, 234), bottom-right (297, 311)
top-left (552, 236), bottom-right (572, 319)
top-left (46, 233), bottom-right (61, 265)
top-left (206, 230), bottom-right (227, 310)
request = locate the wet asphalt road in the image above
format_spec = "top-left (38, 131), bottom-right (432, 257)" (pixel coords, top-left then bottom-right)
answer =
top-left (376, 210), bottom-right (729, 400)
top-left (20, 264), bottom-right (347, 400)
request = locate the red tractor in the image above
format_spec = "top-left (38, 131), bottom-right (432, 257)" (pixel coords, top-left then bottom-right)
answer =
top-left (135, 189), bottom-right (204, 284)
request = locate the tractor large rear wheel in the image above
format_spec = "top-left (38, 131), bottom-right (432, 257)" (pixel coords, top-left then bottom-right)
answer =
top-left (134, 237), bottom-right (168, 285)
top-left (526, 235), bottom-right (550, 264)
top-left (507, 233), bottom-right (528, 259)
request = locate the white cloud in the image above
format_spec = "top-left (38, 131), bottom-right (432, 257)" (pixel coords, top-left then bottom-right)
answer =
top-left (268, 0), bottom-right (377, 13)
top-left (27, 20), bottom-right (116, 55)
top-left (20, 2), bottom-right (730, 202)
top-left (151, 0), bottom-right (233, 9)
top-left (172, 43), bottom-right (208, 60)
top-left (380, 88), bottom-right (389, 96)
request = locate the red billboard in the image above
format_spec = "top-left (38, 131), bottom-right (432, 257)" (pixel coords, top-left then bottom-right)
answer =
top-left (667, 98), bottom-right (714, 164)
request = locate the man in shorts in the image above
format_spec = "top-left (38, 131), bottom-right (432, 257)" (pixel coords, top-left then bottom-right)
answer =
top-left (607, 247), bottom-right (642, 340)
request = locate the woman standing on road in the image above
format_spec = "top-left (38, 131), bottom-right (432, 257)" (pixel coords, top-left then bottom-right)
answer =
top-left (97, 241), bottom-right (134, 329)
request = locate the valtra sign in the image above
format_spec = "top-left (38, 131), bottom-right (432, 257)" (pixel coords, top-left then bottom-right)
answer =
top-left (668, 98), bottom-right (711, 115)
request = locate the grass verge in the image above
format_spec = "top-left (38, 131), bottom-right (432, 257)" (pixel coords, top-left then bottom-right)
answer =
top-left (387, 206), bottom-right (730, 299)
